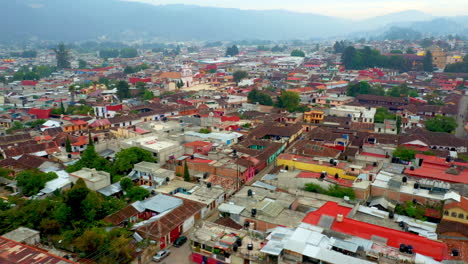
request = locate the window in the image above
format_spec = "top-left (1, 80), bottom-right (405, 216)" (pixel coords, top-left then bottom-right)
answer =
top-left (451, 212), bottom-right (457, 217)
top-left (444, 210), bottom-right (449, 216)
top-left (458, 213), bottom-right (464, 219)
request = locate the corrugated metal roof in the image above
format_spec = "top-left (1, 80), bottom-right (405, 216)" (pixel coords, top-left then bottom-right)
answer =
top-left (132, 194), bottom-right (182, 213)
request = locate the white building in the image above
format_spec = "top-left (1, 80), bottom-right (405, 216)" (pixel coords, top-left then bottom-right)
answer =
top-left (121, 136), bottom-right (183, 165)
top-left (69, 168), bottom-right (111, 191)
top-left (329, 105), bottom-right (376, 123)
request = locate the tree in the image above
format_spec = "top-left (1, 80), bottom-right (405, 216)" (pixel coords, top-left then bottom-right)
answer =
top-left (290, 49), bottom-right (305, 57)
top-left (374, 107), bottom-right (397, 123)
top-left (406, 47), bottom-right (415, 54)
top-left (136, 81), bottom-right (147, 96)
top-left (226, 45), bottom-right (239, 57)
top-left (123, 66), bottom-right (135, 75)
top-left (6, 121), bottom-right (24, 134)
top-left (346, 81), bottom-right (384, 97)
top-left (60, 101), bottom-right (66, 114)
top-left (116, 80), bottom-right (130, 100)
top-left (143, 90), bottom-right (154, 100)
top-left (65, 145), bottom-right (110, 173)
top-left (69, 85), bottom-right (77, 103)
top-left (120, 48), bottom-right (138, 58)
top-left (120, 178), bottom-right (134, 192)
top-left (271, 45), bottom-right (286, 52)
top-left (65, 137), bottom-right (72, 153)
top-left (183, 160), bottom-right (190, 182)
top-left (423, 51), bottom-right (433, 72)
top-left (88, 132), bottom-right (94, 146)
top-left (390, 50), bottom-right (403, 54)
top-left (16, 170), bottom-right (58, 196)
top-left (233, 71), bottom-right (248, 84)
top-left (342, 46), bottom-right (360, 69)
top-left (54, 43), bottom-right (71, 69)
top-left (276, 91), bottom-right (300, 112)
top-left (333, 41), bottom-right (347, 53)
top-left (112, 147), bottom-right (155, 175)
top-left (247, 89), bottom-right (273, 106)
top-left (126, 187), bottom-right (150, 202)
top-left (99, 49), bottom-right (120, 59)
top-left (392, 146), bottom-right (416, 162)
top-left (425, 115), bottom-right (457, 133)
top-left (78, 59), bottom-right (87, 69)
top-left (176, 80), bottom-right (184, 89)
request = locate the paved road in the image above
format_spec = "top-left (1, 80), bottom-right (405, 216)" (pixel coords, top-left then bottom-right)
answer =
top-left (455, 95), bottom-right (468, 138)
top-left (152, 242), bottom-right (191, 264)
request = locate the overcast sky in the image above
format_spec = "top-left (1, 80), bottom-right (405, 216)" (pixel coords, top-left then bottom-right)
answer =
top-left (127, 0), bottom-right (468, 19)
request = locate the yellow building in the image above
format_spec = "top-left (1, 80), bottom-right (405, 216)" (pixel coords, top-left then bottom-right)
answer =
top-left (276, 153), bottom-right (356, 180)
top-left (303, 110), bottom-right (324, 124)
top-left (428, 46), bottom-right (447, 69)
top-left (443, 197), bottom-right (468, 224)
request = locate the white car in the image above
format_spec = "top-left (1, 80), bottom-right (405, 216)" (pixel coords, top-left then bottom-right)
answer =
top-left (153, 249), bottom-right (170, 262)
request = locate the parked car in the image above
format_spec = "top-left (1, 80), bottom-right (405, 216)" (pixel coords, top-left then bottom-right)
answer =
top-left (173, 236), bottom-right (187, 247)
top-left (153, 249), bottom-right (170, 262)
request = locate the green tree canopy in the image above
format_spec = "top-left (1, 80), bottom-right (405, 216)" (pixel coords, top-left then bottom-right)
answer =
top-left (65, 145), bottom-right (110, 173)
top-left (120, 178), bottom-right (134, 192)
top-left (112, 147), bottom-right (155, 175)
top-left (392, 146), bottom-right (416, 162)
top-left (125, 187), bottom-right (150, 202)
top-left (423, 51), bottom-right (433, 72)
top-left (271, 45), bottom-right (287, 52)
top-left (276, 91), bottom-right (300, 112)
top-left (374, 107), bottom-right (396, 123)
top-left (290, 49), bottom-right (305, 57)
top-left (99, 49), bottom-right (120, 59)
top-left (183, 160), bottom-right (190, 182)
top-left (143, 90), bottom-right (154, 100)
top-left (247, 89), bottom-right (273, 106)
top-left (425, 115), bottom-right (457, 133)
top-left (386, 84), bottom-right (418, 98)
top-left (341, 46), bottom-right (410, 71)
top-left (226, 45), bottom-right (239, 57)
top-left (233, 71), bottom-right (248, 84)
top-left (406, 47), bottom-right (415, 54)
top-left (346, 81), bottom-right (384, 97)
top-left (120, 48), bottom-right (138, 58)
top-left (54, 43), bottom-right (71, 69)
top-left (16, 170), bottom-right (58, 196)
top-left (78, 59), bottom-right (87, 69)
top-left (116, 80), bottom-right (131, 100)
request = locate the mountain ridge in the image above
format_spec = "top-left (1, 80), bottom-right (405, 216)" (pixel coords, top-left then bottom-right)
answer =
top-left (1, 1), bottom-right (466, 42)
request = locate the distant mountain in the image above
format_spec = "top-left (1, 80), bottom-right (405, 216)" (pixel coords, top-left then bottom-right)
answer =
top-left (0, 0), bottom-right (466, 42)
top-left (357, 10), bottom-right (433, 31)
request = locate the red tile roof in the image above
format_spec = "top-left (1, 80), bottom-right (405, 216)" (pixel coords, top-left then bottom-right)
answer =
top-left (303, 202), bottom-right (449, 261)
top-left (184, 141), bottom-right (212, 147)
top-left (70, 119), bottom-right (88, 125)
top-left (0, 236), bottom-right (77, 263)
top-left (106, 104), bottom-right (123, 111)
top-left (28, 108), bottom-right (51, 119)
top-left (360, 152), bottom-right (387, 158)
top-left (445, 196), bottom-right (468, 212)
top-left (21, 80), bottom-right (38, 86)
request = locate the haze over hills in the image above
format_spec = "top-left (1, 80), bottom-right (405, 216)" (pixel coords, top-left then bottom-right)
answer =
top-left (1, 0), bottom-right (467, 42)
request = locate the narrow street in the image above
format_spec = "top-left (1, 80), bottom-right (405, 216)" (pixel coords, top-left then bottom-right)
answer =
top-left (455, 95), bottom-right (468, 138)
top-left (152, 240), bottom-right (191, 264)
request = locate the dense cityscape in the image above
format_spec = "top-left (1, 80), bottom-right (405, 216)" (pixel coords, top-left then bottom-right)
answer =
top-left (0, 1), bottom-right (468, 264)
